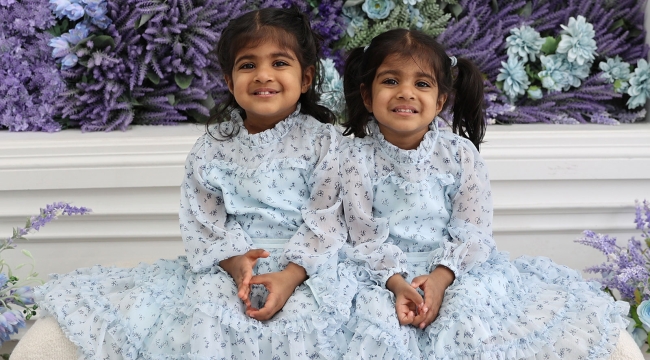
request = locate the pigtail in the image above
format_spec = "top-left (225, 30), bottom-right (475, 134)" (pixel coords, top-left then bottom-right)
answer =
top-left (451, 58), bottom-right (486, 151)
top-left (342, 47), bottom-right (370, 137)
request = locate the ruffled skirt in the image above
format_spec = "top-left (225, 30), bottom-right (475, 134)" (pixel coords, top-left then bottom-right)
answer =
top-left (34, 239), bottom-right (355, 360)
top-left (344, 251), bottom-right (629, 360)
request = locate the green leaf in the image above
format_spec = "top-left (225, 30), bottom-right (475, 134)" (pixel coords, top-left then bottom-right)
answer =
top-left (495, 81), bottom-right (503, 91)
top-left (81, 75), bottom-right (89, 83)
top-left (630, 29), bottom-right (643, 38)
top-left (449, 3), bottom-right (463, 17)
top-left (174, 73), bottom-right (194, 89)
top-left (636, 289), bottom-right (643, 305)
top-left (517, 2), bottom-right (532, 17)
top-left (93, 35), bottom-right (116, 50)
top-left (136, 13), bottom-right (154, 29)
top-left (21, 249), bottom-right (33, 258)
top-left (610, 18), bottom-right (625, 31)
top-left (490, 0), bottom-right (498, 12)
top-left (146, 71), bottom-right (161, 85)
top-left (167, 94), bottom-right (176, 106)
top-left (187, 109), bottom-right (209, 123)
top-left (540, 36), bottom-right (559, 55)
top-left (200, 93), bottom-right (216, 111)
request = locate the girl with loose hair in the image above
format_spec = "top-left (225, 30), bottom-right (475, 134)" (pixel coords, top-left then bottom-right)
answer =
top-left (16, 7), bottom-right (353, 360)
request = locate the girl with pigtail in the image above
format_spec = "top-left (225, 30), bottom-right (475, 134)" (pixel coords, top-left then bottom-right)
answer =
top-left (340, 28), bottom-right (638, 359)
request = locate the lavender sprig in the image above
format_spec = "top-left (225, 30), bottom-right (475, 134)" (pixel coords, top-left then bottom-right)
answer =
top-left (0, 202), bottom-right (90, 346)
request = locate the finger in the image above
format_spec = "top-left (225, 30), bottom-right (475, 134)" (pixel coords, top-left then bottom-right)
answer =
top-left (397, 307), bottom-right (415, 325)
top-left (246, 249), bottom-right (270, 260)
top-left (419, 308), bottom-right (439, 329)
top-left (247, 294), bottom-right (280, 321)
top-left (403, 285), bottom-right (424, 308)
top-left (249, 274), bottom-right (271, 286)
top-left (410, 275), bottom-right (428, 289)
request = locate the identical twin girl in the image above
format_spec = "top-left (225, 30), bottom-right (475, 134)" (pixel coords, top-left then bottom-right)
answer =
top-left (17, 6), bottom-right (639, 360)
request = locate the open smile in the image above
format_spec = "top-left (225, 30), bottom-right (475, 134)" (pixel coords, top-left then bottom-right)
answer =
top-left (253, 89), bottom-right (279, 96)
top-left (392, 106), bottom-right (418, 114)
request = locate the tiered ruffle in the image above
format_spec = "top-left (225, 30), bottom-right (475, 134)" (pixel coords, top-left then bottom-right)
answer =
top-left (344, 252), bottom-right (628, 360)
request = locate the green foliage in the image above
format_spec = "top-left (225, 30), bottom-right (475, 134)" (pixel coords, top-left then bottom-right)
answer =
top-left (337, 2), bottom-right (452, 51)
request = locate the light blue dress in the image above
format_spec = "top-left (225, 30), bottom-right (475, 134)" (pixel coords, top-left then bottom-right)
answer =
top-left (340, 119), bottom-right (629, 360)
top-left (34, 107), bottom-right (354, 360)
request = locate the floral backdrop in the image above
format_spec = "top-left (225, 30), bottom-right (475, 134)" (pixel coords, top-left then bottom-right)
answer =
top-left (1, 0), bottom-right (649, 131)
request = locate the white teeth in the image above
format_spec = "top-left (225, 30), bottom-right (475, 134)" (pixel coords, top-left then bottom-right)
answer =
top-left (256, 91), bottom-right (274, 95)
top-left (394, 108), bottom-right (415, 113)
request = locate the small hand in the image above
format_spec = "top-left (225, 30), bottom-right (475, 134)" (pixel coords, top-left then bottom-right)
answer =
top-left (219, 249), bottom-right (270, 306)
top-left (246, 262), bottom-right (307, 321)
top-left (386, 274), bottom-right (424, 325)
top-left (410, 266), bottom-right (454, 329)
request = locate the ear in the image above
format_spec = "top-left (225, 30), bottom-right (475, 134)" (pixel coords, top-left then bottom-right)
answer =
top-left (436, 93), bottom-right (448, 114)
top-left (360, 83), bottom-right (373, 113)
top-left (301, 66), bottom-right (315, 93)
top-left (225, 75), bottom-right (234, 94)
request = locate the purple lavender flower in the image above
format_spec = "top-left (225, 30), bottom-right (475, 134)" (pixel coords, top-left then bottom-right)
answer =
top-left (6, 202), bottom-right (91, 247)
top-left (0, 308), bottom-right (25, 343)
top-left (1, 0), bottom-right (65, 132)
top-left (577, 200), bottom-right (650, 304)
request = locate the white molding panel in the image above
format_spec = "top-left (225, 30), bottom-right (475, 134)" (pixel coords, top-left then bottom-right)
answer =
top-left (1, 123), bottom-right (650, 278)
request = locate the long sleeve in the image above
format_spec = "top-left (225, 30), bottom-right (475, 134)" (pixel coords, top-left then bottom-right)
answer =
top-left (430, 138), bottom-right (496, 278)
top-left (340, 146), bottom-right (408, 288)
top-left (179, 135), bottom-right (252, 273)
top-left (281, 125), bottom-right (347, 276)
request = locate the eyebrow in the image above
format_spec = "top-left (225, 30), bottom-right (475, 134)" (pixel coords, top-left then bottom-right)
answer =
top-left (376, 69), bottom-right (436, 82)
top-left (235, 51), bottom-right (296, 65)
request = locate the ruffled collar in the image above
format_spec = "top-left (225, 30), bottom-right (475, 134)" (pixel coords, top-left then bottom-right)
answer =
top-left (366, 117), bottom-right (439, 164)
top-left (227, 104), bottom-right (302, 147)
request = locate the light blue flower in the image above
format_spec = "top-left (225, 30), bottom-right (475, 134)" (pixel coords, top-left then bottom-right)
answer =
top-left (564, 57), bottom-right (590, 87)
top-left (626, 315), bottom-right (649, 347)
top-left (342, 6), bottom-right (365, 38)
top-left (637, 300), bottom-right (650, 328)
top-left (600, 56), bottom-right (631, 83)
top-left (600, 56), bottom-right (631, 94)
top-left (84, 1), bottom-right (107, 18)
top-left (10, 286), bottom-right (35, 305)
top-left (627, 59), bottom-right (650, 109)
top-left (91, 14), bottom-right (111, 29)
top-left (538, 54), bottom-right (571, 92)
top-left (49, 0), bottom-right (71, 18)
top-left (48, 37), bottom-right (70, 58)
top-left (406, 5), bottom-right (423, 29)
top-left (402, 0), bottom-right (421, 5)
top-left (361, 0), bottom-right (395, 20)
top-left (61, 53), bottom-right (78, 68)
top-left (556, 15), bottom-right (597, 66)
top-left (62, 3), bottom-right (85, 21)
top-left (497, 55), bottom-right (530, 101)
top-left (506, 25), bottom-right (545, 63)
top-left (527, 86), bottom-right (543, 100)
top-left (61, 22), bottom-right (90, 45)
top-left (0, 274), bottom-right (8, 289)
top-left (318, 58), bottom-right (345, 115)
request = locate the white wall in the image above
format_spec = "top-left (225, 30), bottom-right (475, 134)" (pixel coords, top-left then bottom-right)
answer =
top-left (1, 123), bottom-right (650, 280)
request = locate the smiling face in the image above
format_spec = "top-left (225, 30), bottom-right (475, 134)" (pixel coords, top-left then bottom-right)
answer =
top-left (362, 54), bottom-right (447, 150)
top-left (225, 40), bottom-right (314, 133)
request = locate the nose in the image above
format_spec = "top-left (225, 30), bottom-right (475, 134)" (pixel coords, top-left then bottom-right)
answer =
top-left (396, 84), bottom-right (415, 100)
top-left (254, 64), bottom-right (273, 83)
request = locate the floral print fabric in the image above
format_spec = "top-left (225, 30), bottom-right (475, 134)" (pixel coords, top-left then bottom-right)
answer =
top-left (341, 119), bottom-right (629, 360)
top-left (35, 107), bottom-right (354, 359)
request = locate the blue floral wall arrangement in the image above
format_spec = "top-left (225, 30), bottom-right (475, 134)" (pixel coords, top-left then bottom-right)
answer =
top-left (0, 0), bottom-right (648, 131)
